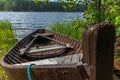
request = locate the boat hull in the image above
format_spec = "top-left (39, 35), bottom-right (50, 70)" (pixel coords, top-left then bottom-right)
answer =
top-left (0, 29), bottom-right (84, 80)
top-left (1, 61), bottom-right (88, 80)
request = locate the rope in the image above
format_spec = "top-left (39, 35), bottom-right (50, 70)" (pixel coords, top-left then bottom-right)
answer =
top-left (27, 63), bottom-right (35, 80)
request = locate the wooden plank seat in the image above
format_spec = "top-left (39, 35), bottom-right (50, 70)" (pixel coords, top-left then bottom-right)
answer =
top-left (27, 44), bottom-right (68, 53)
top-left (14, 54), bottom-right (83, 65)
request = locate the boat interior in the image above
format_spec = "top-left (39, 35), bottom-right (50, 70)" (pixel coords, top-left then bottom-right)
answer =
top-left (3, 29), bottom-right (83, 65)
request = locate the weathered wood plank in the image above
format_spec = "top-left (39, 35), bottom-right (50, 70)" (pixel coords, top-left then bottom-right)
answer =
top-left (14, 54), bottom-right (83, 65)
top-left (83, 22), bottom-right (115, 80)
top-left (27, 44), bottom-right (66, 53)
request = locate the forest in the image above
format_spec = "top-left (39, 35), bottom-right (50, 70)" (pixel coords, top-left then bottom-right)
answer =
top-left (0, 0), bottom-right (86, 12)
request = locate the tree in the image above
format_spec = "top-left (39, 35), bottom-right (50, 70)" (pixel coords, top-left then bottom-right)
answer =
top-left (3, 0), bottom-right (17, 11)
top-left (34, 0), bottom-right (120, 35)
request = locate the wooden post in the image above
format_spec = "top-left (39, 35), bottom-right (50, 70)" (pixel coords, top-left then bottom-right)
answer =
top-left (82, 22), bottom-right (115, 80)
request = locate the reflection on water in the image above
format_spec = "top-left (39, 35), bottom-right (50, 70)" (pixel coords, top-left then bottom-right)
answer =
top-left (0, 12), bottom-right (83, 40)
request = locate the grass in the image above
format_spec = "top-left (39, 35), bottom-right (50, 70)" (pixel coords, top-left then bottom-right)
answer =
top-left (51, 19), bottom-right (88, 40)
top-left (0, 20), bottom-right (16, 80)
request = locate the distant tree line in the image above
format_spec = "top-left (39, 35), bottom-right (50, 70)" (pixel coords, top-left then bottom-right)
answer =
top-left (0, 0), bottom-right (86, 12)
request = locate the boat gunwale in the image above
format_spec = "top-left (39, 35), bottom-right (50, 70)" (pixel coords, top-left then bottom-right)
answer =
top-left (0, 57), bottom-right (84, 68)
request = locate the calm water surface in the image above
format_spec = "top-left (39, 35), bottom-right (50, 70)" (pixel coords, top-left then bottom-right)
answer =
top-left (0, 12), bottom-right (83, 40)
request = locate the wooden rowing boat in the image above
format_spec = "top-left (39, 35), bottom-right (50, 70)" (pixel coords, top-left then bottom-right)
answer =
top-left (0, 29), bottom-right (86, 80)
top-left (0, 22), bottom-right (115, 80)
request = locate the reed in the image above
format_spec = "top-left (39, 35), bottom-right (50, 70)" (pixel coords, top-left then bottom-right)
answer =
top-left (0, 20), bottom-right (16, 80)
top-left (51, 19), bottom-right (88, 40)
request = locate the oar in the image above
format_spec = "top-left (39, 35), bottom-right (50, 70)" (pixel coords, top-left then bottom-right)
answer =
top-left (20, 35), bottom-right (38, 55)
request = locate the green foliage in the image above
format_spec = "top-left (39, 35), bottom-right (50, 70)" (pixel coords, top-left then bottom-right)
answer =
top-left (0, 0), bottom-right (86, 12)
top-left (0, 20), bottom-right (16, 80)
top-left (0, 20), bottom-right (16, 58)
top-left (59, 0), bottom-right (77, 11)
top-left (0, 20), bottom-right (15, 41)
top-left (84, 0), bottom-right (120, 35)
top-left (51, 19), bottom-right (88, 40)
top-left (84, 2), bottom-right (102, 22)
top-left (61, 0), bottom-right (86, 11)
top-left (34, 0), bottom-right (86, 12)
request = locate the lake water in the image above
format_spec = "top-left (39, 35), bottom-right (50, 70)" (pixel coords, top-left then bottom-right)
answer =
top-left (0, 12), bottom-right (83, 40)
